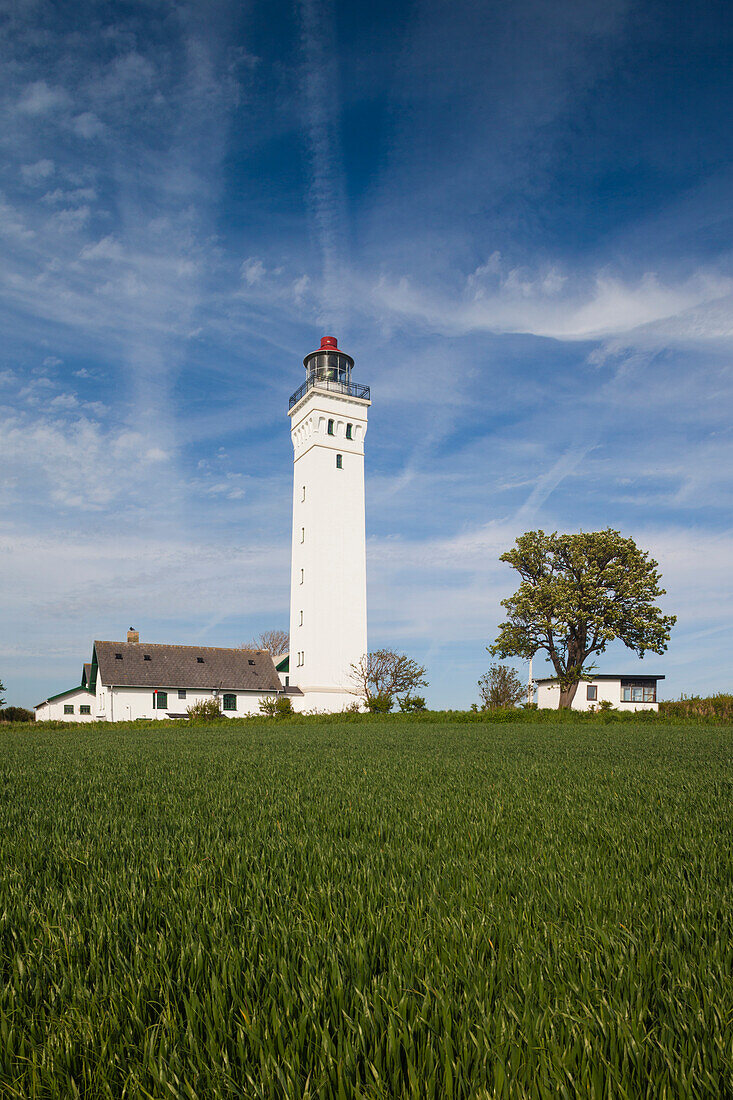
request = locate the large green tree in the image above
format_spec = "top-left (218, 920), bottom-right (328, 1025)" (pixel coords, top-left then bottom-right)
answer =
top-left (491, 529), bottom-right (676, 708)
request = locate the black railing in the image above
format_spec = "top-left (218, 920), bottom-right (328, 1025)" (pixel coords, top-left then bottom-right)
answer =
top-left (289, 377), bottom-right (371, 409)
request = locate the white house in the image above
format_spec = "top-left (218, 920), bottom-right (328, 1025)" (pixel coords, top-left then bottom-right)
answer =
top-left (36, 629), bottom-right (290, 721)
top-left (35, 681), bottom-right (96, 722)
top-left (36, 335), bottom-right (372, 719)
top-left (535, 674), bottom-right (664, 712)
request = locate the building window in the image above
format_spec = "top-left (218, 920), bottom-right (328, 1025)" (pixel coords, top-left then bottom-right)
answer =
top-left (327, 418), bottom-right (334, 435)
top-left (248, 659), bottom-right (255, 666)
top-left (346, 423), bottom-right (353, 439)
top-left (622, 683), bottom-right (656, 703)
top-left (301, 527), bottom-right (305, 543)
top-left (222, 693), bottom-right (236, 711)
top-left (300, 568), bottom-right (304, 584)
top-left (115, 653), bottom-right (122, 660)
top-left (144, 654), bottom-right (151, 661)
top-left (80, 705), bottom-right (91, 715)
top-left (64, 704), bottom-right (74, 714)
top-left (336, 453), bottom-right (343, 469)
top-left (154, 691), bottom-right (168, 710)
top-left (197, 657), bottom-right (204, 663)
top-left (302, 485), bottom-right (306, 501)
top-left (178, 690), bottom-right (187, 699)
top-left (285, 675), bottom-right (289, 687)
top-left (299, 610), bottom-right (303, 625)
top-left (586, 685), bottom-right (597, 701)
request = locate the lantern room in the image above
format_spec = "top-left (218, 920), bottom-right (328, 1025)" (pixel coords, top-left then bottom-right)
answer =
top-left (303, 336), bottom-right (354, 385)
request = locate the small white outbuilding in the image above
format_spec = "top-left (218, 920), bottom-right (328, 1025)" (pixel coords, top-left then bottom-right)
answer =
top-left (535, 674), bottom-right (664, 712)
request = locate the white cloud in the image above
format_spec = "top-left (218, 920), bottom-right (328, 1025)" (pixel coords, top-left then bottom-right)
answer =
top-left (241, 257), bottom-right (265, 285)
top-left (17, 80), bottom-right (70, 115)
top-left (21, 159), bottom-right (55, 183)
top-left (370, 266), bottom-right (733, 342)
top-left (72, 111), bottom-right (106, 138)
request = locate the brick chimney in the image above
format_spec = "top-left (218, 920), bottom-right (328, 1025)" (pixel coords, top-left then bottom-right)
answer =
top-left (127, 627), bottom-right (139, 644)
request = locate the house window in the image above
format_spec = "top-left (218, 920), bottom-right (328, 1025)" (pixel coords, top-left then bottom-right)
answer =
top-left (336, 453), bottom-right (343, 469)
top-left (154, 691), bottom-right (168, 709)
top-left (197, 657), bottom-right (204, 663)
top-left (80, 705), bottom-right (91, 715)
top-left (346, 423), bottom-right (353, 439)
top-left (586, 685), bottom-right (598, 701)
top-left (178, 690), bottom-right (187, 699)
top-left (222, 693), bottom-right (236, 711)
top-left (327, 419), bottom-right (334, 435)
top-left (285, 675), bottom-right (289, 687)
top-left (248, 659), bottom-right (255, 666)
top-left (64, 704), bottom-right (74, 714)
top-left (144, 654), bottom-right (151, 661)
top-left (622, 683), bottom-right (656, 703)
top-left (115, 653), bottom-right (122, 660)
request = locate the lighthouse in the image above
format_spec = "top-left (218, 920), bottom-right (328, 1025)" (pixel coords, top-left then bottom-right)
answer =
top-left (288, 336), bottom-right (370, 709)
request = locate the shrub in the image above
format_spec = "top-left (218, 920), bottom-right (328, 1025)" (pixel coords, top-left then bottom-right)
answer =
top-left (187, 697), bottom-right (223, 721)
top-left (398, 695), bottom-right (426, 712)
top-left (367, 691), bottom-right (393, 714)
top-left (0, 706), bottom-right (35, 722)
top-left (660, 694), bottom-right (733, 721)
top-left (260, 695), bottom-right (294, 718)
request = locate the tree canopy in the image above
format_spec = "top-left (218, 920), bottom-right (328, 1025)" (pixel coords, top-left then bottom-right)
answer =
top-left (491, 529), bottom-right (676, 708)
top-left (240, 630), bottom-right (289, 656)
top-left (478, 663), bottom-right (525, 710)
top-left (349, 649), bottom-right (428, 711)
top-left (0, 679), bottom-right (5, 708)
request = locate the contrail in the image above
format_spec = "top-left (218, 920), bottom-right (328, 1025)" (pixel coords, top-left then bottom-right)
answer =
top-left (298, 0), bottom-right (348, 330)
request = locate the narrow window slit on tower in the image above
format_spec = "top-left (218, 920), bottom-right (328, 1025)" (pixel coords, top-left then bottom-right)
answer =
top-left (302, 486), bottom-right (306, 501)
top-left (327, 419), bottom-right (334, 435)
top-left (336, 454), bottom-right (343, 469)
top-left (301, 527), bottom-right (305, 543)
top-left (346, 423), bottom-right (352, 439)
top-left (299, 610), bottom-right (303, 625)
top-left (300, 568), bottom-right (304, 584)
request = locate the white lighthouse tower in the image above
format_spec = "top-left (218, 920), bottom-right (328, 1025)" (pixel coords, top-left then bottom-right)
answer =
top-left (288, 336), bottom-right (370, 710)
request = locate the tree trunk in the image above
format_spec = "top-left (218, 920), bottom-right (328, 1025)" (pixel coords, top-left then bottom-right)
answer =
top-left (559, 681), bottom-right (580, 709)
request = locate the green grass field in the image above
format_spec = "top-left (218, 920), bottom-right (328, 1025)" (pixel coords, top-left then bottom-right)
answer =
top-left (1, 714), bottom-right (731, 1098)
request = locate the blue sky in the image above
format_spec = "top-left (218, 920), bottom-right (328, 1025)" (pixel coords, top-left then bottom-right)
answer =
top-left (1, 0), bottom-right (732, 708)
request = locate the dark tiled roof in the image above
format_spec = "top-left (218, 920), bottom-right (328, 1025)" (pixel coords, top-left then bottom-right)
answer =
top-left (93, 641), bottom-right (282, 692)
top-left (82, 663), bottom-right (92, 687)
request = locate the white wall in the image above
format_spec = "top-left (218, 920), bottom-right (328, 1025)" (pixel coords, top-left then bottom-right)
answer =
top-left (92, 684), bottom-right (273, 721)
top-left (536, 679), bottom-right (659, 712)
top-left (36, 689), bottom-right (96, 721)
top-left (288, 389), bottom-right (369, 703)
